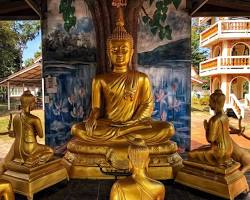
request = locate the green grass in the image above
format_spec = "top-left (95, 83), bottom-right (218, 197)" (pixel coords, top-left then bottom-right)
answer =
top-left (191, 103), bottom-right (209, 112)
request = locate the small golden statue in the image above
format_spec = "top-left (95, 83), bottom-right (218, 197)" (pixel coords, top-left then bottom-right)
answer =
top-left (110, 137), bottom-right (165, 200)
top-left (176, 89), bottom-right (249, 199)
top-left (12, 90), bottom-right (53, 167)
top-left (1, 90), bottom-right (68, 200)
top-left (0, 180), bottom-right (14, 200)
top-left (188, 89), bottom-right (233, 165)
top-left (64, 0), bottom-right (181, 179)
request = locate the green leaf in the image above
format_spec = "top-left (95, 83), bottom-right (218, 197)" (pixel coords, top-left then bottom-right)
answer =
top-left (165, 25), bottom-right (172, 40)
top-left (172, 0), bottom-right (181, 9)
top-left (162, 5), bottom-right (168, 13)
top-left (164, 0), bottom-right (172, 5)
top-left (161, 13), bottom-right (167, 22)
top-left (159, 28), bottom-right (165, 40)
top-left (150, 27), bottom-right (158, 35)
top-left (156, 1), bottom-right (164, 9)
top-left (142, 16), bottom-right (150, 24)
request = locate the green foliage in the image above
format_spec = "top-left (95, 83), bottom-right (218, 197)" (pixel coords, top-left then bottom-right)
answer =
top-left (13, 21), bottom-right (40, 50)
top-left (24, 47), bottom-right (41, 67)
top-left (142, 0), bottom-right (181, 40)
top-left (0, 21), bottom-right (40, 78)
top-left (192, 18), bottom-right (209, 72)
top-left (192, 95), bottom-right (209, 106)
top-left (0, 21), bottom-right (20, 78)
top-left (59, 0), bottom-right (76, 32)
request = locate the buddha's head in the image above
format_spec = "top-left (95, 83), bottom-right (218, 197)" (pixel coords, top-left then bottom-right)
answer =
top-left (107, 8), bottom-right (133, 70)
top-left (128, 137), bottom-right (150, 172)
top-left (20, 90), bottom-right (36, 111)
top-left (209, 89), bottom-right (225, 112)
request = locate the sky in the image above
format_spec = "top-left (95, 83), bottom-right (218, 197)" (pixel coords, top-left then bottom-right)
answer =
top-left (22, 31), bottom-right (41, 62)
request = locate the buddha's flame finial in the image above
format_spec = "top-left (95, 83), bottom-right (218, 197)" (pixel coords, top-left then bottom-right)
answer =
top-left (107, 0), bottom-right (133, 45)
top-left (112, 0), bottom-right (127, 8)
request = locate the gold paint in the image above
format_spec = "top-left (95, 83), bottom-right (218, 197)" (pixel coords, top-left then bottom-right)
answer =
top-left (12, 90), bottom-right (53, 167)
top-left (71, 9), bottom-right (174, 146)
top-left (0, 180), bottom-right (14, 200)
top-left (65, 5), bottom-right (182, 179)
top-left (1, 91), bottom-right (68, 200)
top-left (110, 137), bottom-right (165, 200)
top-left (188, 89), bottom-right (233, 165)
top-left (176, 89), bottom-right (249, 199)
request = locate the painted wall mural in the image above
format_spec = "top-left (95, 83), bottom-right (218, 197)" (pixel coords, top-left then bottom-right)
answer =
top-left (43, 0), bottom-right (191, 152)
top-left (43, 0), bottom-right (96, 151)
top-left (138, 0), bottom-right (191, 151)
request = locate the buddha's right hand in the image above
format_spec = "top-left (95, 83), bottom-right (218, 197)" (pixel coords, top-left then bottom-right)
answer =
top-left (85, 116), bottom-right (97, 136)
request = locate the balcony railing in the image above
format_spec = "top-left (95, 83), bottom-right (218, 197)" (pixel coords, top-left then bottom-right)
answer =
top-left (200, 56), bottom-right (250, 76)
top-left (200, 20), bottom-right (250, 47)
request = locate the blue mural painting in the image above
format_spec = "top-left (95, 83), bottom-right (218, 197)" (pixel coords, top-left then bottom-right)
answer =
top-left (43, 0), bottom-right (96, 150)
top-left (138, 0), bottom-right (191, 151)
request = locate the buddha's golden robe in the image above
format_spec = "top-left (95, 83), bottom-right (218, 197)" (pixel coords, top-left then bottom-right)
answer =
top-left (13, 114), bottom-right (53, 166)
top-left (189, 114), bottom-right (233, 165)
top-left (110, 177), bottom-right (165, 200)
top-left (72, 70), bottom-right (174, 145)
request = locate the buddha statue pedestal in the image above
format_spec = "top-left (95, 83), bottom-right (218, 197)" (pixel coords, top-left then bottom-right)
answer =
top-left (63, 138), bottom-right (182, 180)
top-left (176, 160), bottom-right (249, 200)
top-left (1, 158), bottom-right (68, 200)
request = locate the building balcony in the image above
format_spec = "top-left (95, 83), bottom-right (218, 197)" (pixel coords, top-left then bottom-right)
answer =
top-left (199, 56), bottom-right (250, 76)
top-left (200, 20), bottom-right (250, 47)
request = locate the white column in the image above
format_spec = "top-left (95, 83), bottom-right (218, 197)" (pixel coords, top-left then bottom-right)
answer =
top-left (7, 81), bottom-right (10, 110)
top-left (222, 41), bottom-right (228, 57)
top-left (221, 74), bottom-right (227, 95)
top-left (42, 78), bottom-right (45, 111)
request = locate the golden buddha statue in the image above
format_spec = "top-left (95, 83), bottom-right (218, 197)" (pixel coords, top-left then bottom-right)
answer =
top-left (110, 137), bottom-right (165, 200)
top-left (64, 2), bottom-right (181, 179)
top-left (0, 180), bottom-right (14, 200)
top-left (12, 90), bottom-right (53, 167)
top-left (176, 89), bottom-right (249, 199)
top-left (71, 13), bottom-right (174, 145)
top-left (188, 89), bottom-right (233, 165)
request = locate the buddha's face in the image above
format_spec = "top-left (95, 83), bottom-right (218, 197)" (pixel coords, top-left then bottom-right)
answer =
top-left (108, 39), bottom-right (133, 67)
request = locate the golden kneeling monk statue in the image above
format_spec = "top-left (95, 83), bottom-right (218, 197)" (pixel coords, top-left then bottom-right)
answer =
top-left (0, 91), bottom-right (68, 200)
top-left (176, 89), bottom-right (249, 199)
top-left (110, 138), bottom-right (165, 200)
top-left (64, 4), bottom-right (181, 179)
top-left (0, 180), bottom-right (14, 200)
top-left (188, 89), bottom-right (233, 165)
top-left (12, 90), bottom-right (53, 167)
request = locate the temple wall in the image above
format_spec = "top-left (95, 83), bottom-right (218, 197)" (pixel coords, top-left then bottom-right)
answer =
top-left (137, 0), bottom-right (191, 151)
top-left (42, 0), bottom-right (97, 150)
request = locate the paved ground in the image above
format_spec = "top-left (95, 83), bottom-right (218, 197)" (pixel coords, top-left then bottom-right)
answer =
top-left (191, 110), bottom-right (250, 150)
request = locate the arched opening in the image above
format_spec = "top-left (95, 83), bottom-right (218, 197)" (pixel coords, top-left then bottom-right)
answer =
top-left (230, 76), bottom-right (250, 100)
top-left (231, 42), bottom-right (250, 56)
top-left (213, 46), bottom-right (221, 57)
top-left (212, 77), bottom-right (220, 92)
